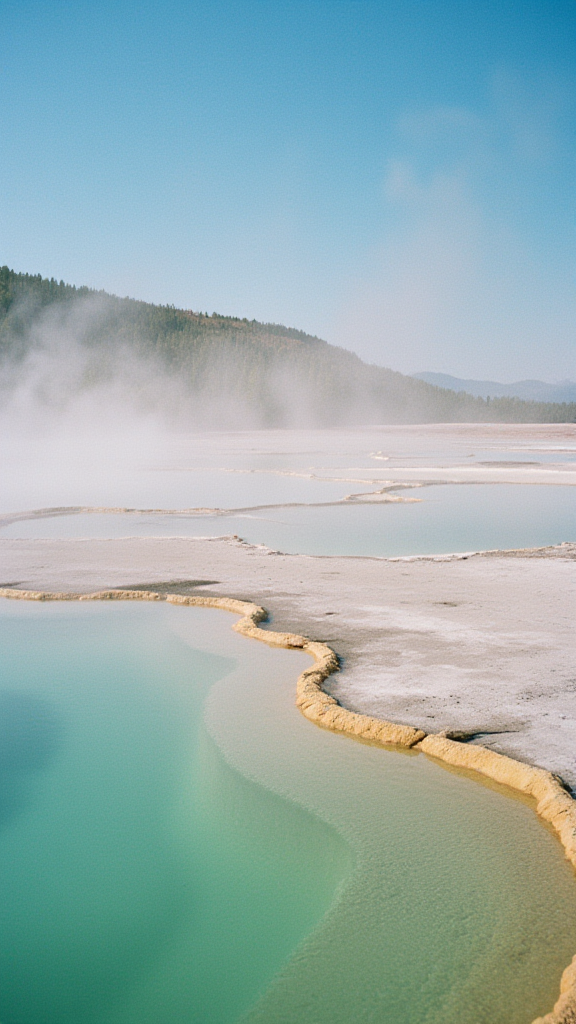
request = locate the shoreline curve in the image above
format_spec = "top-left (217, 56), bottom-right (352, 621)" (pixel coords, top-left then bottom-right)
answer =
top-left (1, 584), bottom-right (575, 1024)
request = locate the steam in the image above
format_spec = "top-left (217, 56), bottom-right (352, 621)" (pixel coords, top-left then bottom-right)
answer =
top-left (2, 295), bottom-right (252, 431)
top-left (0, 288), bottom-right (401, 440)
top-left (1, 296), bottom-right (199, 513)
top-left (0, 290), bottom-right (390, 513)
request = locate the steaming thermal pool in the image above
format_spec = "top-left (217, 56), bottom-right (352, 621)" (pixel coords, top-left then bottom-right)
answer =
top-left (4, 483), bottom-right (575, 556)
top-left (2, 598), bottom-right (576, 1024)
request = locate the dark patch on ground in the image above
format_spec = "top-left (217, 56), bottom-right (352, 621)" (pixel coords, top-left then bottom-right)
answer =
top-left (443, 729), bottom-right (520, 742)
top-left (119, 579), bottom-right (220, 592)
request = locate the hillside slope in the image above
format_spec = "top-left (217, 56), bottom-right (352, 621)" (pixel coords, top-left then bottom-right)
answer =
top-left (414, 372), bottom-right (576, 404)
top-left (1, 267), bottom-right (575, 426)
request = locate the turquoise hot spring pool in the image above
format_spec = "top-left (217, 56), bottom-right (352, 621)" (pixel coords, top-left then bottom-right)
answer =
top-left (1, 598), bottom-right (576, 1024)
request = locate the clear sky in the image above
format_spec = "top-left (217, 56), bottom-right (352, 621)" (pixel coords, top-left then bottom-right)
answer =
top-left (2, 0), bottom-right (574, 379)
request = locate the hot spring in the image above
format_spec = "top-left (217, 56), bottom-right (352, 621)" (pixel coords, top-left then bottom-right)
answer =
top-left (1, 598), bottom-right (575, 1024)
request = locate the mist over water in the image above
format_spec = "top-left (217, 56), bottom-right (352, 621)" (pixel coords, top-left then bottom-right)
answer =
top-left (5, 277), bottom-right (571, 488)
top-left (2, 1), bottom-right (575, 1019)
top-left (0, 292), bottom-right (396, 440)
top-left (2, 303), bottom-right (576, 1024)
top-left (1, 293), bottom-right (574, 554)
top-left (2, 294), bottom-right (255, 430)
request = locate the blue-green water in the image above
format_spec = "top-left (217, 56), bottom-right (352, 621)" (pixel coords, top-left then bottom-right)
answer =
top-left (218, 483), bottom-right (576, 555)
top-left (4, 484), bottom-right (575, 556)
top-left (0, 601), bottom-right (348, 1024)
top-left (2, 599), bottom-right (576, 1024)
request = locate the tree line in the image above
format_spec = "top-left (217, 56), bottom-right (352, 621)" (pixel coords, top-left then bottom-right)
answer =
top-left (1, 266), bottom-right (574, 425)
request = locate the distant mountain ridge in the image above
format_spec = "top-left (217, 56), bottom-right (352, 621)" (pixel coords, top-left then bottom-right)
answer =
top-left (413, 372), bottom-right (576, 405)
top-left (1, 267), bottom-right (575, 426)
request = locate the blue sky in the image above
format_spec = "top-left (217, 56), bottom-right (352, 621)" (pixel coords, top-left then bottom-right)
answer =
top-left (2, 0), bottom-right (574, 379)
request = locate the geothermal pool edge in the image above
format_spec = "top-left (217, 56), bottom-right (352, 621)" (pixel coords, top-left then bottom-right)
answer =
top-left (1, 584), bottom-right (575, 1024)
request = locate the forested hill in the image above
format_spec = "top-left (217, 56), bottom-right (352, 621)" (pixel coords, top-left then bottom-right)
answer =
top-left (1, 266), bottom-right (574, 426)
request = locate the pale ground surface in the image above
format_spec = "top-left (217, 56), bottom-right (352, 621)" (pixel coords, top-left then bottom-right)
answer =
top-left (3, 424), bottom-right (575, 796)
top-left (2, 535), bottom-right (575, 791)
top-left (2, 422), bottom-right (575, 516)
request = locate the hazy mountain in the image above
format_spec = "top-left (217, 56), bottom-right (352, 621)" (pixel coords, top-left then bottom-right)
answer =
top-left (1, 267), bottom-right (575, 426)
top-left (413, 372), bottom-right (576, 405)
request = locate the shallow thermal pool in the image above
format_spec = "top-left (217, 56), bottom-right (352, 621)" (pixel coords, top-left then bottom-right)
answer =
top-left (4, 483), bottom-right (575, 556)
top-left (2, 599), bottom-right (576, 1024)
